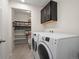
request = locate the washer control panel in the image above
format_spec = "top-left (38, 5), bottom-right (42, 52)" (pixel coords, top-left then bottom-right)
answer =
top-left (45, 37), bottom-right (50, 42)
top-left (41, 36), bottom-right (50, 42)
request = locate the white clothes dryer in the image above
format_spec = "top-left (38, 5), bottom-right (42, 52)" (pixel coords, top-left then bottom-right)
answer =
top-left (38, 33), bottom-right (79, 59)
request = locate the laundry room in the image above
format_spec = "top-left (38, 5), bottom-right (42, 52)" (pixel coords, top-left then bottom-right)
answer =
top-left (0, 0), bottom-right (79, 59)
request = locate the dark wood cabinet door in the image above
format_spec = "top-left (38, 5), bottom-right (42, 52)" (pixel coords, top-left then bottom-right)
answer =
top-left (50, 1), bottom-right (57, 21)
top-left (45, 3), bottom-right (50, 21)
top-left (41, 1), bottom-right (57, 23)
top-left (41, 9), bottom-right (45, 23)
top-left (41, 4), bottom-right (50, 23)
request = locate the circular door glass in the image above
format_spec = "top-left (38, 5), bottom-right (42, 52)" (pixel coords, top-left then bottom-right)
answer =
top-left (32, 38), bottom-right (37, 52)
top-left (32, 38), bottom-right (34, 51)
top-left (34, 41), bottom-right (37, 52)
top-left (38, 44), bottom-right (50, 59)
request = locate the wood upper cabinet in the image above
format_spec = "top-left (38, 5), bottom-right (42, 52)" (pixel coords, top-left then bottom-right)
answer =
top-left (41, 1), bottom-right (57, 23)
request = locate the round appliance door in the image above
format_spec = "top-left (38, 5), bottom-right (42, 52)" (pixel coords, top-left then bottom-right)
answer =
top-left (32, 38), bottom-right (37, 52)
top-left (32, 38), bottom-right (34, 51)
top-left (38, 42), bottom-right (53, 59)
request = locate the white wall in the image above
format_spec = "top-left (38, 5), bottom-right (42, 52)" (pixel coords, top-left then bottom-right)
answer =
top-left (10, 2), bottom-right (44, 32)
top-left (43, 0), bottom-right (79, 35)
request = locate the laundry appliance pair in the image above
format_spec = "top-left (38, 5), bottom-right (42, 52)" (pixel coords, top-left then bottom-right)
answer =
top-left (32, 32), bottom-right (79, 59)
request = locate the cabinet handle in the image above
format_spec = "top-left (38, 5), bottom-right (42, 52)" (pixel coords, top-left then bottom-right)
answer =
top-left (0, 40), bottom-right (6, 44)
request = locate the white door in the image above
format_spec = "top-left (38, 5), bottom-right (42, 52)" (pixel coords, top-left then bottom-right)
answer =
top-left (0, 0), bottom-right (12, 59)
top-left (0, 7), bottom-right (3, 59)
top-left (0, 7), bottom-right (6, 59)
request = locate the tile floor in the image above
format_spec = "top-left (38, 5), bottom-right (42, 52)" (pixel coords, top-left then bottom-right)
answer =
top-left (12, 44), bottom-right (33, 59)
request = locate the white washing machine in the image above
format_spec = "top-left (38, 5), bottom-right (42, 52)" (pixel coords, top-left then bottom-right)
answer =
top-left (37, 33), bottom-right (79, 59)
top-left (32, 32), bottom-right (52, 59)
top-left (32, 32), bottom-right (46, 59)
top-left (32, 32), bottom-right (39, 59)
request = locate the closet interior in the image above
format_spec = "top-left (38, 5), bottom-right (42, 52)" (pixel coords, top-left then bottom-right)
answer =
top-left (12, 8), bottom-right (31, 48)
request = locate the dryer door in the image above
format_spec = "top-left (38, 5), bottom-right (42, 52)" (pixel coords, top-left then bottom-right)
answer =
top-left (38, 42), bottom-right (53, 59)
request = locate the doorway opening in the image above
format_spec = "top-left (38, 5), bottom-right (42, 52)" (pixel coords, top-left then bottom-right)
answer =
top-left (12, 8), bottom-right (33, 59)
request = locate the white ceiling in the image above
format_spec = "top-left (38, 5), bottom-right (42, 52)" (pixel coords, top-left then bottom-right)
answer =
top-left (10, 0), bottom-right (50, 7)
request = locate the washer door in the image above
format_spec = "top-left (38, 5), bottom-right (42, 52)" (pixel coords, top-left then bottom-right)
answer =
top-left (32, 38), bottom-right (34, 51)
top-left (38, 42), bottom-right (53, 59)
top-left (32, 38), bottom-right (37, 52)
top-left (34, 41), bottom-right (37, 52)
